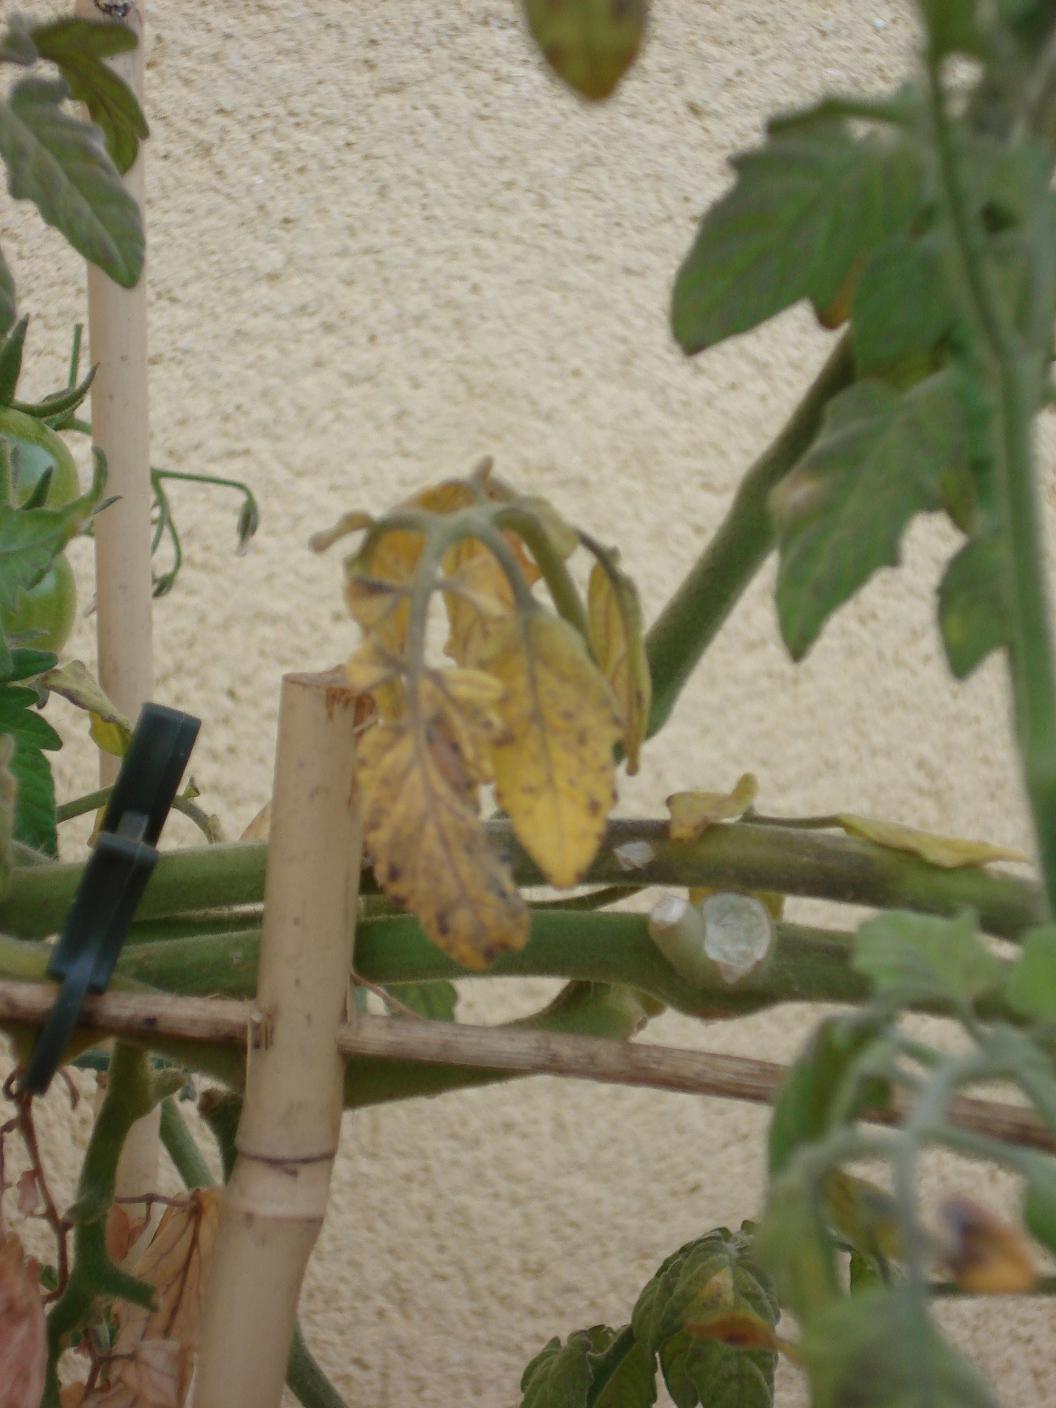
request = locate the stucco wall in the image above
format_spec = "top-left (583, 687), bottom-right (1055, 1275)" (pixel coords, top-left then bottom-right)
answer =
top-left (3, 1), bottom-right (1055, 1403)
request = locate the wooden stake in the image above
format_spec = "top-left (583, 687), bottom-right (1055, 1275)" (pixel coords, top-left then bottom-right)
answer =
top-left (192, 672), bottom-right (363, 1408)
top-left (73, 0), bottom-right (157, 1212)
top-left (1, 982), bottom-right (1054, 1155)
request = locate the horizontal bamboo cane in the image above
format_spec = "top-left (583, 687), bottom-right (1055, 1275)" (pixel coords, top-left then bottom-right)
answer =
top-left (1, 981), bottom-right (1053, 1155)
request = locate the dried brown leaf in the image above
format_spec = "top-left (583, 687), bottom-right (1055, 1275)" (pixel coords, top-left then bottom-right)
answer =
top-left (85, 1188), bottom-right (222, 1408)
top-left (0, 1232), bottom-right (46, 1408)
top-left (480, 612), bottom-right (620, 887)
top-left (667, 773), bottom-right (758, 843)
top-left (939, 1195), bottom-right (1038, 1294)
top-left (837, 814), bottom-right (1028, 869)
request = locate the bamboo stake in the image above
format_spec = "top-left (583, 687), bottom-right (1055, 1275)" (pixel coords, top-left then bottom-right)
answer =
top-left (192, 672), bottom-right (363, 1408)
top-left (1, 982), bottom-right (1053, 1156)
top-left (73, 0), bottom-right (158, 1216)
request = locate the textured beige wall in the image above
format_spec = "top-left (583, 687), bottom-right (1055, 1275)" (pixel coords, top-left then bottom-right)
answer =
top-left (3, 0), bottom-right (1055, 1403)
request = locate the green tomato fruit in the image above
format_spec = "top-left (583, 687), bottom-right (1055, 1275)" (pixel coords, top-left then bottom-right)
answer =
top-left (0, 553), bottom-right (78, 653)
top-left (0, 406), bottom-right (81, 508)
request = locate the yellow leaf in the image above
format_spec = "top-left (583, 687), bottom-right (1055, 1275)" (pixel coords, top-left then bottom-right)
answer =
top-left (40, 661), bottom-right (132, 756)
top-left (441, 539), bottom-right (520, 668)
top-left (836, 814), bottom-right (1028, 869)
top-left (586, 546), bottom-right (650, 774)
top-left (939, 1195), bottom-right (1038, 1294)
top-left (667, 773), bottom-right (758, 842)
top-left (89, 713), bottom-right (131, 758)
top-left (344, 639), bottom-right (404, 719)
top-left (357, 709), bottom-right (528, 969)
top-left (0, 1233), bottom-right (45, 1408)
top-left (84, 1188), bottom-right (222, 1408)
top-left (480, 612), bottom-right (619, 888)
top-left (345, 480), bottom-right (479, 651)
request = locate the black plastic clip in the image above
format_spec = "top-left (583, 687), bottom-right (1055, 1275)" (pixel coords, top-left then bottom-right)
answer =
top-left (19, 702), bottom-right (201, 1096)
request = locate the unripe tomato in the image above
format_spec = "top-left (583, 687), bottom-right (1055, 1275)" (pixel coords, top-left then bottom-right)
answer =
top-left (0, 407), bottom-right (81, 508)
top-left (0, 553), bottom-right (77, 653)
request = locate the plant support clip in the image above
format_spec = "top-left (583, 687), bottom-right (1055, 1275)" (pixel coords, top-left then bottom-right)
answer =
top-left (19, 702), bottom-right (200, 1095)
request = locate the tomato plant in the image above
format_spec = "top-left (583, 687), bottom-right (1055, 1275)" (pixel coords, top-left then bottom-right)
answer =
top-left (3, 5), bottom-right (1056, 1408)
top-left (0, 408), bottom-right (81, 510)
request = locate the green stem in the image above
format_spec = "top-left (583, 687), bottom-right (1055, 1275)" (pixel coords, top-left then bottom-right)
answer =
top-left (115, 912), bottom-right (869, 1016)
top-left (43, 1046), bottom-right (161, 1404)
top-left (494, 505), bottom-right (590, 640)
top-left (55, 785), bottom-right (112, 824)
top-left (927, 65), bottom-right (1056, 914)
top-left (644, 335), bottom-right (854, 737)
top-left (159, 1097), bottom-right (214, 1188)
top-left (1, 819), bottom-right (1040, 941)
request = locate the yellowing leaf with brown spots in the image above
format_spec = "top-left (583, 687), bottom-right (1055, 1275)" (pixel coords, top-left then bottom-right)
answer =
top-left (357, 705), bottom-right (528, 969)
top-left (84, 1188), bottom-right (221, 1407)
top-left (585, 542), bottom-right (650, 774)
top-left (480, 612), bottom-right (620, 888)
top-left (837, 814), bottom-right (1027, 869)
top-left (345, 479), bottom-right (478, 650)
top-left (667, 773), bottom-right (758, 842)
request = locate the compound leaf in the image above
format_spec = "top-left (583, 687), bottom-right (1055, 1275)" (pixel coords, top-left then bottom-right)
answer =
top-left (673, 119), bottom-right (922, 353)
top-left (771, 373), bottom-right (961, 659)
top-left (0, 77), bottom-right (143, 286)
top-left (29, 18), bottom-right (146, 173)
top-left (631, 1226), bottom-right (778, 1408)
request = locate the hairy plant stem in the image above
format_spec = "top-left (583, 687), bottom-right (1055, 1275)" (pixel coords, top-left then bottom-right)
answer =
top-left (927, 64), bottom-right (1056, 914)
top-left (644, 334), bottom-right (854, 736)
top-left (0, 819), bottom-right (1039, 941)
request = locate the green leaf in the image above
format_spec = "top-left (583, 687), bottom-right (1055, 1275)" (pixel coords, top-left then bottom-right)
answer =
top-left (522, 0), bottom-right (647, 102)
top-left (384, 980), bottom-right (458, 1021)
top-left (591, 1331), bottom-right (657, 1408)
top-left (521, 1327), bottom-right (613, 1408)
top-left (31, 19), bottom-right (147, 175)
top-left (1022, 1157), bottom-right (1056, 1252)
top-left (0, 314), bottom-right (27, 404)
top-left (853, 910), bottom-right (1004, 1009)
top-left (0, 77), bottom-right (143, 287)
top-left (0, 733), bottom-right (14, 898)
top-left (754, 1163), bottom-right (841, 1325)
top-left (940, 521), bottom-right (1006, 673)
top-left (0, 647), bottom-right (57, 685)
top-left (631, 1226), bottom-right (777, 1408)
top-left (771, 372), bottom-right (960, 659)
top-left (918, 0), bottom-right (985, 57)
top-left (0, 493), bottom-right (95, 618)
top-left (672, 119), bottom-right (922, 354)
top-left (851, 237), bottom-right (951, 376)
top-left (0, 16), bottom-right (37, 66)
top-left (1005, 925), bottom-right (1056, 1022)
top-left (0, 684), bottom-right (60, 855)
top-left (0, 245), bottom-right (14, 337)
top-left (801, 1288), bottom-right (998, 1408)
top-left (768, 1013), bottom-right (889, 1176)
